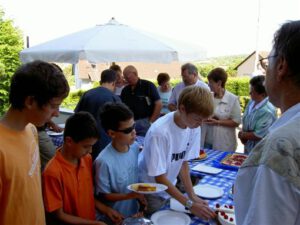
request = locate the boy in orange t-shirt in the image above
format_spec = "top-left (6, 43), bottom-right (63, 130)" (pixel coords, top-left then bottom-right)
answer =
top-left (42, 112), bottom-right (123, 225)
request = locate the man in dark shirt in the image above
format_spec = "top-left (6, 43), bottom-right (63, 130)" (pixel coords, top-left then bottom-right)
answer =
top-left (75, 69), bottom-right (121, 159)
top-left (121, 65), bottom-right (162, 136)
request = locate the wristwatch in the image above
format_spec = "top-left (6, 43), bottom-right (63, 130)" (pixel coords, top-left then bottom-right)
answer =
top-left (185, 199), bottom-right (194, 210)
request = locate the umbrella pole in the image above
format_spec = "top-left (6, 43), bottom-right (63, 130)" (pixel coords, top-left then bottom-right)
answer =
top-left (72, 64), bottom-right (82, 89)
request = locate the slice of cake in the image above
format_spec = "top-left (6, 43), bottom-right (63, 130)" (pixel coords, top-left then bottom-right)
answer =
top-left (217, 211), bottom-right (236, 225)
top-left (215, 204), bottom-right (236, 225)
top-left (136, 184), bottom-right (156, 192)
top-left (215, 203), bottom-right (234, 213)
top-left (199, 149), bottom-right (207, 159)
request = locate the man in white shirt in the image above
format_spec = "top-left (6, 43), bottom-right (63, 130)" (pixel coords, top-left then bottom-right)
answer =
top-left (234, 20), bottom-right (300, 225)
top-left (168, 63), bottom-right (209, 112)
top-left (139, 86), bottom-right (216, 220)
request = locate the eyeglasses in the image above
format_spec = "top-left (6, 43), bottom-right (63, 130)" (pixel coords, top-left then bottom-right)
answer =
top-left (259, 55), bottom-right (278, 70)
top-left (115, 123), bottom-right (136, 134)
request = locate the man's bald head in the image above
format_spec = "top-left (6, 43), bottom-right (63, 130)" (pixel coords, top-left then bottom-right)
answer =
top-left (123, 65), bottom-right (139, 86)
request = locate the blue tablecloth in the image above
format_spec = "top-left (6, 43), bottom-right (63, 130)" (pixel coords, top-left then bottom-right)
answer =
top-left (50, 134), bottom-right (64, 147)
top-left (189, 149), bottom-right (238, 180)
top-left (162, 172), bottom-right (235, 225)
top-left (190, 175), bottom-right (234, 224)
top-left (187, 149), bottom-right (236, 224)
top-left (169, 149), bottom-right (236, 225)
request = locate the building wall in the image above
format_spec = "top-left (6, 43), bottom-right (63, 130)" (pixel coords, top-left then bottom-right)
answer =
top-left (78, 60), bottom-right (183, 81)
top-left (236, 54), bottom-right (256, 77)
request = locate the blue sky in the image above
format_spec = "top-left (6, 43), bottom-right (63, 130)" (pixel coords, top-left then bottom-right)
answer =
top-left (1, 0), bottom-right (300, 57)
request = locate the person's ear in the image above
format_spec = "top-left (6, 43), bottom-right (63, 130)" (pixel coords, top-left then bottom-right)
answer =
top-left (276, 57), bottom-right (289, 82)
top-left (178, 104), bottom-right (186, 114)
top-left (64, 136), bottom-right (74, 146)
top-left (107, 129), bottom-right (116, 138)
top-left (24, 96), bottom-right (35, 109)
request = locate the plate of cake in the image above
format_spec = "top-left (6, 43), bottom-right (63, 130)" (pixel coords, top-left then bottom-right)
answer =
top-left (214, 203), bottom-right (236, 225)
top-left (221, 153), bottom-right (247, 167)
top-left (127, 183), bottom-right (168, 194)
top-left (213, 152), bottom-right (248, 171)
top-left (192, 149), bottom-right (207, 161)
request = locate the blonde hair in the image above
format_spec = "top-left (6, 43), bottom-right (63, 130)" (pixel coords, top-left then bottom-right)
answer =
top-left (178, 86), bottom-right (214, 117)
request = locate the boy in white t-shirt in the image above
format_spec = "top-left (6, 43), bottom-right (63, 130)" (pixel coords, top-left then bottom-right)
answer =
top-left (139, 86), bottom-right (216, 220)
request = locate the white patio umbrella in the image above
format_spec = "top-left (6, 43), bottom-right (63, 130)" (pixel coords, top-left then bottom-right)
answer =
top-left (20, 18), bottom-right (206, 64)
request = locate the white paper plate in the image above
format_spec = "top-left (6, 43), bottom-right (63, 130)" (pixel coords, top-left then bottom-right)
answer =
top-left (151, 210), bottom-right (191, 225)
top-left (170, 198), bottom-right (190, 213)
top-left (192, 164), bottom-right (223, 175)
top-left (47, 130), bottom-right (63, 136)
top-left (58, 123), bottom-right (65, 129)
top-left (127, 183), bottom-right (167, 194)
top-left (193, 184), bottom-right (224, 199)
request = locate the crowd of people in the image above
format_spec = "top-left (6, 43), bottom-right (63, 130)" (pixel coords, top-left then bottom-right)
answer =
top-left (0, 20), bottom-right (300, 225)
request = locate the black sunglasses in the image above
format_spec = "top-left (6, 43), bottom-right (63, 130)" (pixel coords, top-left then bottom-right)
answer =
top-left (115, 123), bottom-right (136, 134)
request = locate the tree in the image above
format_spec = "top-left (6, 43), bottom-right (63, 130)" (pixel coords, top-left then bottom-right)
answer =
top-left (196, 54), bottom-right (246, 78)
top-left (197, 64), bottom-right (215, 78)
top-left (0, 7), bottom-right (24, 115)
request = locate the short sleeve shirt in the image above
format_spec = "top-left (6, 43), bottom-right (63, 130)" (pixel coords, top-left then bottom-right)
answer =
top-left (121, 79), bottom-right (160, 120)
top-left (42, 150), bottom-right (96, 220)
top-left (168, 80), bottom-right (209, 106)
top-left (94, 143), bottom-right (140, 217)
top-left (0, 123), bottom-right (45, 225)
top-left (138, 112), bottom-right (200, 199)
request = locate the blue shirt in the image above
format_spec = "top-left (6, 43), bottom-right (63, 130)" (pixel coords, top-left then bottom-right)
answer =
top-left (94, 142), bottom-right (140, 217)
top-left (242, 98), bottom-right (277, 153)
top-left (157, 88), bottom-right (171, 114)
top-left (75, 86), bottom-right (121, 159)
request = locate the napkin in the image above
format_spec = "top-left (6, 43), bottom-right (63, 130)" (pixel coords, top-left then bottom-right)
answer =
top-left (192, 164), bottom-right (222, 174)
top-left (170, 198), bottom-right (190, 213)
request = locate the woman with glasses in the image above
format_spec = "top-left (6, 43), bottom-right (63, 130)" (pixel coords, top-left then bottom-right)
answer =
top-left (202, 67), bottom-right (241, 152)
top-left (238, 75), bottom-right (277, 153)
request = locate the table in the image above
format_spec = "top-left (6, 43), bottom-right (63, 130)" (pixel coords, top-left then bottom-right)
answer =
top-left (175, 149), bottom-right (237, 225)
top-left (188, 175), bottom-right (235, 224)
top-left (50, 134), bottom-right (64, 147)
top-left (189, 149), bottom-right (238, 180)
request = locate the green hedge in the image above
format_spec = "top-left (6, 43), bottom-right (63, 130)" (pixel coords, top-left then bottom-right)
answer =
top-left (60, 89), bottom-right (85, 110)
top-left (226, 77), bottom-right (250, 96)
top-left (62, 77), bottom-right (251, 112)
top-left (225, 77), bottom-right (250, 113)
